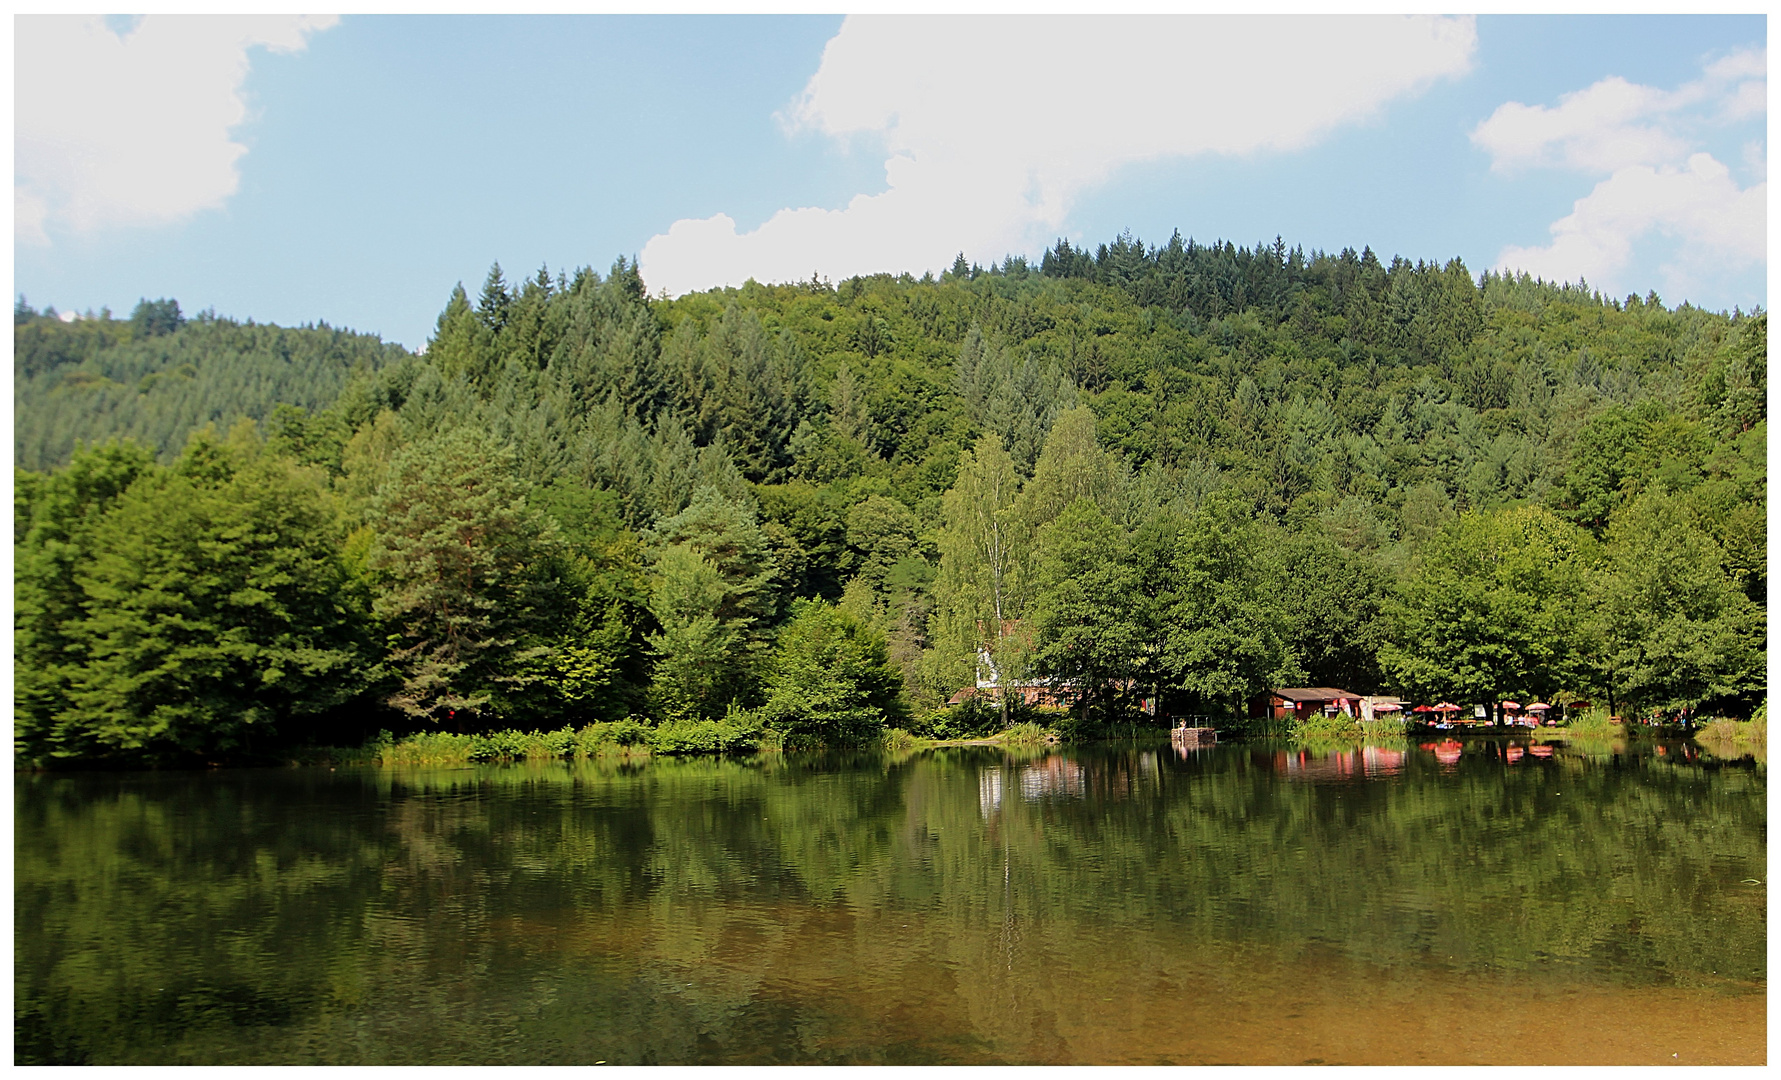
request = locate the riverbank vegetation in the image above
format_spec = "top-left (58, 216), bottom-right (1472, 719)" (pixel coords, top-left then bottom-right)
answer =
top-left (14, 235), bottom-right (1766, 767)
top-left (1696, 702), bottom-right (1766, 759)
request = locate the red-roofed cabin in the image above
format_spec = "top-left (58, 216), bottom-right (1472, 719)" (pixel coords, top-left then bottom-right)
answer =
top-left (1249, 687), bottom-right (1363, 722)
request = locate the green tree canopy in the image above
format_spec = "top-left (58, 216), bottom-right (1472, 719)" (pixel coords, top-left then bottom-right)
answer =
top-left (367, 427), bottom-right (559, 724)
top-left (1382, 505), bottom-right (1591, 706)
top-left (1586, 490), bottom-right (1765, 714)
top-left (759, 600), bottom-right (909, 746)
top-left (17, 430), bottom-right (369, 764)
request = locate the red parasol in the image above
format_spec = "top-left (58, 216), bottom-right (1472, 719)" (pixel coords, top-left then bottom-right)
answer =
top-left (1412, 705), bottom-right (1435, 713)
top-left (1372, 702), bottom-right (1402, 713)
top-left (1501, 700), bottom-right (1522, 710)
top-left (1435, 702), bottom-right (1460, 712)
top-left (1526, 702), bottom-right (1550, 711)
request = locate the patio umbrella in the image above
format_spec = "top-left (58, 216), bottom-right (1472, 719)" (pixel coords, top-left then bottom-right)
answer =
top-left (1372, 702), bottom-right (1402, 713)
top-left (1502, 700), bottom-right (1522, 710)
top-left (1411, 705), bottom-right (1435, 714)
top-left (1567, 701), bottom-right (1591, 709)
top-left (1526, 702), bottom-right (1550, 711)
top-left (1435, 702), bottom-right (1460, 712)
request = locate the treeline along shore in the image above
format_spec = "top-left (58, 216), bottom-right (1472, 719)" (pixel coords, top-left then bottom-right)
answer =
top-left (14, 234), bottom-right (1767, 767)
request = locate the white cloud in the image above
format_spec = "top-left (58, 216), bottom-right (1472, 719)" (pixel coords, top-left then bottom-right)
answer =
top-left (1472, 77), bottom-right (1686, 175)
top-left (1475, 48), bottom-right (1766, 302)
top-left (1472, 47), bottom-right (1765, 174)
top-left (642, 15), bottom-right (1476, 296)
top-left (1496, 154), bottom-right (1764, 298)
top-left (16, 14), bottom-right (338, 243)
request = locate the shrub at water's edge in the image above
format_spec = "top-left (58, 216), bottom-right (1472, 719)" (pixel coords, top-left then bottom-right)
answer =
top-left (1552, 708), bottom-right (1624, 739)
top-left (756, 601), bottom-right (910, 749)
top-left (298, 718), bottom-right (692, 765)
top-left (1292, 713), bottom-right (1364, 741)
top-left (879, 727), bottom-right (920, 753)
top-left (1697, 701), bottom-right (1766, 759)
top-left (1284, 713), bottom-right (1407, 745)
top-left (1001, 721), bottom-right (1053, 745)
top-left (1360, 716), bottom-right (1407, 741)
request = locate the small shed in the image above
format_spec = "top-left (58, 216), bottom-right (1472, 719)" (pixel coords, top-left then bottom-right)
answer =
top-left (1249, 687), bottom-right (1363, 722)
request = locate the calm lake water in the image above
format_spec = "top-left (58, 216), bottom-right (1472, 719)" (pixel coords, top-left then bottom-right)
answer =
top-left (15, 737), bottom-right (1766, 1065)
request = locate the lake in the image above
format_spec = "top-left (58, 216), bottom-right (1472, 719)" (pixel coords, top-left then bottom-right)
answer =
top-left (14, 737), bottom-right (1765, 1065)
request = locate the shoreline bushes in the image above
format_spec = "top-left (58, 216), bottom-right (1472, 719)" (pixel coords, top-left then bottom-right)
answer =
top-left (1697, 702), bottom-right (1766, 758)
top-left (1292, 713), bottom-right (1364, 741)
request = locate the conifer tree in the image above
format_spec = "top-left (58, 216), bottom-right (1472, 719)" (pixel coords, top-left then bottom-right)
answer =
top-left (367, 427), bottom-right (558, 724)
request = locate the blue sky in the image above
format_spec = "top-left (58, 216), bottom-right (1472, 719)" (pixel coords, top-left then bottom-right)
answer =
top-left (15, 15), bottom-right (1767, 349)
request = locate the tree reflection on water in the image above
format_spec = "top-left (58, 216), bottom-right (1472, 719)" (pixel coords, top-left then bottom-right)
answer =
top-left (15, 739), bottom-right (1764, 1065)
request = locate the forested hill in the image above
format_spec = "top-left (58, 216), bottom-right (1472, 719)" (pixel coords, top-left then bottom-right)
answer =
top-left (14, 297), bottom-right (411, 470)
top-left (14, 237), bottom-right (1767, 765)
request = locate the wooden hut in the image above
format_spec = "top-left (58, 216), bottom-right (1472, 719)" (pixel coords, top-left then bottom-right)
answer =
top-left (1248, 687), bottom-right (1364, 723)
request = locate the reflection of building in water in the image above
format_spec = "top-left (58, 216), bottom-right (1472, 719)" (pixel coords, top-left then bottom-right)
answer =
top-left (1268, 745), bottom-right (1405, 781)
top-left (1279, 749), bottom-right (1356, 781)
top-left (1360, 745), bottom-right (1405, 776)
top-left (979, 768), bottom-right (1003, 818)
top-left (984, 755), bottom-right (1142, 813)
top-left (1017, 756), bottom-right (1086, 800)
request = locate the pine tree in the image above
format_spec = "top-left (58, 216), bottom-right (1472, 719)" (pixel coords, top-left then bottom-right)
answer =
top-left (367, 428), bottom-right (558, 724)
top-left (477, 263), bottom-right (512, 335)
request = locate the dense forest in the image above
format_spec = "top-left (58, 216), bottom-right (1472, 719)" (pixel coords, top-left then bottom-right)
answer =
top-left (14, 233), bottom-right (1768, 765)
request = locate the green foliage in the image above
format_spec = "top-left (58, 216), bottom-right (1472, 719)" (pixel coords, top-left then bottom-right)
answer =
top-left (759, 600), bottom-right (909, 747)
top-left (845, 494), bottom-right (919, 586)
top-left (129, 297), bottom-right (185, 338)
top-left (1273, 531), bottom-right (1392, 691)
top-left (14, 231), bottom-right (1770, 765)
top-left (1696, 711), bottom-right (1765, 760)
top-left (1001, 720), bottom-right (1053, 745)
top-left (647, 714), bottom-right (761, 755)
top-left (15, 306), bottom-right (407, 471)
top-left (927, 433), bottom-right (1026, 704)
top-left (355, 721), bottom-right (658, 765)
top-left (642, 487), bottom-right (784, 720)
top-left (1560, 709), bottom-right (1625, 739)
top-left (912, 697), bottom-right (1003, 740)
top-left (15, 432), bottom-right (370, 764)
top-left (1158, 498), bottom-right (1300, 708)
top-left (1029, 497), bottom-right (1138, 720)
top-left (1585, 490), bottom-right (1764, 713)
top-left (1382, 505), bottom-right (1591, 706)
top-left (879, 727), bottom-right (920, 753)
top-left (1292, 713), bottom-right (1365, 741)
top-left (1359, 716), bottom-right (1408, 740)
top-left (366, 427), bottom-right (560, 724)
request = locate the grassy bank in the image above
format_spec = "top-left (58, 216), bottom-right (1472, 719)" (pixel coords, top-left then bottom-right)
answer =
top-left (294, 718), bottom-right (757, 766)
top-left (1696, 703), bottom-right (1766, 760)
top-left (290, 719), bottom-right (955, 766)
top-left (1281, 714), bottom-right (1408, 744)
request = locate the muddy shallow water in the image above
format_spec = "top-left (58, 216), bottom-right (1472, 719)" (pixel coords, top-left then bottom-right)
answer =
top-left (14, 737), bottom-right (1765, 1064)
